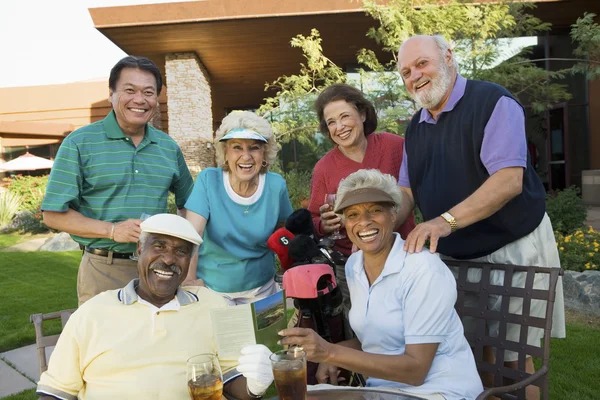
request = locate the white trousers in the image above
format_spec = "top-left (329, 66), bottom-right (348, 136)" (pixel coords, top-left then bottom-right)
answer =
top-left (446, 213), bottom-right (566, 362)
top-left (209, 279), bottom-right (279, 306)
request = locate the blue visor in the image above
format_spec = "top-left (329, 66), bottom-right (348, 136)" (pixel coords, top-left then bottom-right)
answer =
top-left (218, 128), bottom-right (268, 142)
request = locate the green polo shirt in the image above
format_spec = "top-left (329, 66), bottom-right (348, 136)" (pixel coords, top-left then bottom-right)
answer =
top-left (42, 111), bottom-right (194, 253)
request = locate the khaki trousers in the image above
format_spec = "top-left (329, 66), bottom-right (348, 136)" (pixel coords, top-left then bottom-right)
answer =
top-left (77, 251), bottom-right (139, 306)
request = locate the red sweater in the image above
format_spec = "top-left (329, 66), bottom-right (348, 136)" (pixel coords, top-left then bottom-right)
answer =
top-left (308, 132), bottom-right (416, 256)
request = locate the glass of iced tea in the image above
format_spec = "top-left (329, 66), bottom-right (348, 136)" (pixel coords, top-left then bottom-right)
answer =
top-left (270, 348), bottom-right (307, 400)
top-left (186, 354), bottom-right (223, 400)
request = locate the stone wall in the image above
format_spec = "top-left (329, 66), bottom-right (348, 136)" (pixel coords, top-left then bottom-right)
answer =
top-left (563, 270), bottom-right (600, 317)
top-left (165, 52), bottom-right (215, 174)
top-left (582, 170), bottom-right (600, 206)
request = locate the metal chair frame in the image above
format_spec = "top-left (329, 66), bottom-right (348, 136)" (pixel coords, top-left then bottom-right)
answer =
top-left (445, 260), bottom-right (562, 400)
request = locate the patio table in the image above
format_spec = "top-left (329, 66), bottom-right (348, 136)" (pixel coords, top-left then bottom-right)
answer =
top-left (267, 387), bottom-right (430, 399)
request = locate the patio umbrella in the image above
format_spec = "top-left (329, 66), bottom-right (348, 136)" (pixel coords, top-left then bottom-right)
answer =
top-left (0, 153), bottom-right (54, 171)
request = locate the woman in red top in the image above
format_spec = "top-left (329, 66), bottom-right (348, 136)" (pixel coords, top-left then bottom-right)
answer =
top-left (309, 84), bottom-right (416, 256)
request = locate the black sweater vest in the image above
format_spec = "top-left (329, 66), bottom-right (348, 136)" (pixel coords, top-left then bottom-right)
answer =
top-left (406, 79), bottom-right (546, 259)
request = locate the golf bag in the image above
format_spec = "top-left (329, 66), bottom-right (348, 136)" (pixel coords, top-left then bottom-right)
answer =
top-left (282, 262), bottom-right (347, 385)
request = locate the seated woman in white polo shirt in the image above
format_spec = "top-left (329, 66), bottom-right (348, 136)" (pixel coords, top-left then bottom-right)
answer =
top-left (279, 169), bottom-right (483, 400)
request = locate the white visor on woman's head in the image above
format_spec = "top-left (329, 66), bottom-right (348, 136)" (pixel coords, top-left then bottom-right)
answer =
top-left (218, 128), bottom-right (268, 142)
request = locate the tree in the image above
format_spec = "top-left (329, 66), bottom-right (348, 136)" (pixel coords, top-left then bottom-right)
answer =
top-left (360, 0), bottom-right (571, 113)
top-left (258, 29), bottom-right (344, 170)
top-left (571, 12), bottom-right (600, 79)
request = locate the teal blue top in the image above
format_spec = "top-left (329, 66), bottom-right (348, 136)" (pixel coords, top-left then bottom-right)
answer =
top-left (41, 111), bottom-right (194, 252)
top-left (185, 168), bottom-right (293, 292)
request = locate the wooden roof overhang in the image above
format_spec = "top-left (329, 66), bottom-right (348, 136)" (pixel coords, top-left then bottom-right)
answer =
top-left (89, 0), bottom-right (598, 120)
top-left (0, 121), bottom-right (73, 147)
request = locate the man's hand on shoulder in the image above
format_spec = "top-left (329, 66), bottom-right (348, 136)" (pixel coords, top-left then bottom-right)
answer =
top-left (112, 219), bottom-right (142, 243)
top-left (403, 217), bottom-right (452, 254)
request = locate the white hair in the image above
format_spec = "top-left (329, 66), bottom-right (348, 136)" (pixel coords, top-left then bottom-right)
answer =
top-left (214, 111), bottom-right (279, 173)
top-left (139, 231), bottom-right (151, 247)
top-left (335, 169), bottom-right (404, 217)
top-left (432, 35), bottom-right (459, 72)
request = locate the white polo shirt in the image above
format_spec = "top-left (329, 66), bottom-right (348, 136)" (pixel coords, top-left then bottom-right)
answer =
top-left (347, 233), bottom-right (483, 400)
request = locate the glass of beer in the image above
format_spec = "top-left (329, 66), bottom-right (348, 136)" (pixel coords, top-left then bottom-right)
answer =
top-left (270, 348), bottom-right (307, 400)
top-left (186, 354), bottom-right (223, 400)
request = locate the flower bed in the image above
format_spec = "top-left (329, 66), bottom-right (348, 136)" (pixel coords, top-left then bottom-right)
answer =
top-left (555, 226), bottom-right (600, 271)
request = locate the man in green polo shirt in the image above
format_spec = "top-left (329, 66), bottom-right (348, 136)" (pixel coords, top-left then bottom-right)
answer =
top-left (42, 56), bottom-right (194, 306)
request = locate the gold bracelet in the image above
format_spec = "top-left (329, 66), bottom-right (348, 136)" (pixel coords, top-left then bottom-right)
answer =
top-left (109, 223), bottom-right (116, 241)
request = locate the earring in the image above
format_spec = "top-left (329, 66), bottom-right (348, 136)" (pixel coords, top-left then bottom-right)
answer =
top-left (261, 160), bottom-right (268, 167)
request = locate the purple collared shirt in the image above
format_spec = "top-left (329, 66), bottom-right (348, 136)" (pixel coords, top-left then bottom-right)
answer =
top-left (398, 74), bottom-right (527, 187)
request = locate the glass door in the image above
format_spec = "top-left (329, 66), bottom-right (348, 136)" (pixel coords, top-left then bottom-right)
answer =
top-left (546, 105), bottom-right (570, 191)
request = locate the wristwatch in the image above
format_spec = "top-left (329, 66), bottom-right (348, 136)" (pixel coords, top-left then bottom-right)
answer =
top-left (440, 212), bottom-right (458, 233)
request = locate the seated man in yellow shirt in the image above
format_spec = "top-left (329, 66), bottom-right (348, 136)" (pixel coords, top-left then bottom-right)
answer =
top-left (37, 213), bottom-right (274, 400)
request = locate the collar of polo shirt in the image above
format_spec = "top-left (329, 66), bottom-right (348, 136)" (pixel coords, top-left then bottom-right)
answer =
top-left (118, 279), bottom-right (199, 306)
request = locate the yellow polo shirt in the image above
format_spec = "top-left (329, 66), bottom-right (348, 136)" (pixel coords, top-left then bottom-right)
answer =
top-left (37, 280), bottom-right (236, 400)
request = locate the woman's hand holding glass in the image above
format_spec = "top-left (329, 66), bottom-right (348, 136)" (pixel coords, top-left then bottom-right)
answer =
top-left (320, 194), bottom-right (345, 239)
top-left (278, 327), bottom-right (333, 364)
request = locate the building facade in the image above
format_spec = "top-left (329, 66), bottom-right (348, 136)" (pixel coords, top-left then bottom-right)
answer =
top-left (2, 0), bottom-right (598, 195)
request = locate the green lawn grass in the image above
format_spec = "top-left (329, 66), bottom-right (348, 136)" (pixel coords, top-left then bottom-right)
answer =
top-left (0, 390), bottom-right (36, 400)
top-left (0, 232), bottom-right (55, 251)
top-left (536, 323), bottom-right (600, 399)
top-left (0, 251), bottom-right (79, 353)
top-left (1, 247), bottom-right (599, 399)
top-left (0, 234), bottom-right (25, 249)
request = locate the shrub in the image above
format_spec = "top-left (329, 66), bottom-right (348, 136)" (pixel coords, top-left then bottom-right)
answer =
top-left (0, 191), bottom-right (22, 229)
top-left (3, 175), bottom-right (48, 211)
top-left (10, 210), bottom-right (48, 234)
top-left (546, 186), bottom-right (587, 234)
top-left (168, 192), bottom-right (178, 214)
top-left (555, 226), bottom-right (599, 271)
top-left (2, 175), bottom-right (49, 233)
top-left (414, 207), bottom-right (424, 224)
top-left (282, 170), bottom-right (312, 209)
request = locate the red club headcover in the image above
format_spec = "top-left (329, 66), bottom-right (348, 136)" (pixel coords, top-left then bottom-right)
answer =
top-left (267, 227), bottom-right (295, 271)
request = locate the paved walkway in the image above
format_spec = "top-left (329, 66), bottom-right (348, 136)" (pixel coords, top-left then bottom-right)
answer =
top-left (0, 344), bottom-right (53, 397)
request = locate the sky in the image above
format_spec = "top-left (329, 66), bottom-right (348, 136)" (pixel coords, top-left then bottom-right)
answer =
top-left (0, 0), bottom-right (196, 88)
top-left (0, 0), bottom-right (537, 89)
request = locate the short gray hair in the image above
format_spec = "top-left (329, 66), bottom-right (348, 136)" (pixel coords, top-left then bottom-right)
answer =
top-left (432, 35), bottom-right (459, 72)
top-left (139, 231), bottom-right (150, 248)
top-left (214, 111), bottom-right (279, 173)
top-left (335, 169), bottom-right (403, 216)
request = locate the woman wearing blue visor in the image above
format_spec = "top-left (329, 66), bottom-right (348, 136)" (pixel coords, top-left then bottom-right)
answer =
top-left (184, 111), bottom-right (293, 305)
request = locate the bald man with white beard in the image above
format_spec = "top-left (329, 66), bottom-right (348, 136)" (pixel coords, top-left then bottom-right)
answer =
top-left (394, 34), bottom-right (565, 400)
